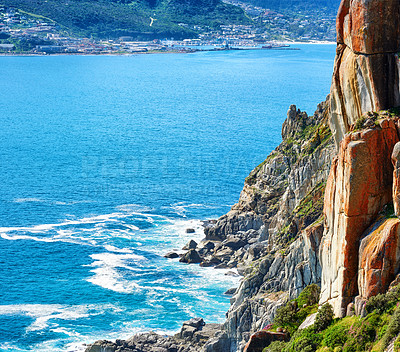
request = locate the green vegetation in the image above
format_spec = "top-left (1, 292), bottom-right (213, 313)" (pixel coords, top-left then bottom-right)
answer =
top-left (273, 284), bottom-right (320, 335)
top-left (266, 285), bottom-right (400, 352)
top-left (2, 0), bottom-right (249, 39)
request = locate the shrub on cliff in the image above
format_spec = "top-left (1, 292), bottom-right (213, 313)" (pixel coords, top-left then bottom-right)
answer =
top-left (323, 320), bottom-right (350, 348)
top-left (296, 284), bottom-right (320, 307)
top-left (283, 327), bottom-right (322, 352)
top-left (381, 305), bottom-right (400, 350)
top-left (262, 341), bottom-right (286, 352)
top-left (366, 285), bottom-right (400, 314)
top-left (273, 285), bottom-right (320, 334)
top-left (314, 303), bottom-right (334, 332)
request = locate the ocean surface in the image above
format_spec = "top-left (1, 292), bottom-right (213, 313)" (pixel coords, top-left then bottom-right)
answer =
top-left (0, 44), bottom-right (336, 351)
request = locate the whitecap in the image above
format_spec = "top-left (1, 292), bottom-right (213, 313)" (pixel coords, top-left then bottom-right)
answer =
top-left (86, 252), bottom-right (145, 293)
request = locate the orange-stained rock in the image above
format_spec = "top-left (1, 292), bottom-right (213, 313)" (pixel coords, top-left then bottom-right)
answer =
top-left (329, 0), bottom-right (400, 147)
top-left (358, 218), bottom-right (400, 299)
top-left (243, 330), bottom-right (289, 352)
top-left (392, 142), bottom-right (400, 216)
top-left (319, 121), bottom-right (399, 317)
top-left (337, 0), bottom-right (400, 54)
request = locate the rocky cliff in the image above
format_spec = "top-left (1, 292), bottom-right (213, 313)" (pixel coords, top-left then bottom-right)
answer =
top-left (86, 1), bottom-right (400, 351)
top-left (329, 0), bottom-right (400, 147)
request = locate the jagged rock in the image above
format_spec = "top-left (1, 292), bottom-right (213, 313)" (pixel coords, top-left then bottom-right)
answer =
top-left (225, 288), bottom-right (237, 295)
top-left (179, 249), bottom-right (202, 264)
top-left (358, 218), bottom-right (400, 300)
top-left (182, 240), bottom-right (197, 250)
top-left (222, 237), bottom-right (247, 251)
top-left (164, 252), bottom-right (179, 259)
top-left (221, 221), bottom-right (324, 351)
top-left (329, 0), bottom-right (400, 147)
top-left (320, 120), bottom-right (399, 317)
top-left (243, 330), bottom-right (289, 352)
top-left (392, 142), bottom-right (400, 216)
top-left (204, 101), bottom-right (334, 254)
top-left (85, 341), bottom-right (116, 352)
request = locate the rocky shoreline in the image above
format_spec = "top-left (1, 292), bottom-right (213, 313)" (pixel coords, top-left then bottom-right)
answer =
top-left (85, 99), bottom-right (336, 352)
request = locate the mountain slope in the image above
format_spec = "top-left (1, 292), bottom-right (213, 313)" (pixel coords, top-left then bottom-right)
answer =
top-left (2, 0), bottom-right (249, 39)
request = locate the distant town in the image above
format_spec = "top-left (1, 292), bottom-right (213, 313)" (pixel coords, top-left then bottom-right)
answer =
top-left (0, 3), bottom-right (336, 55)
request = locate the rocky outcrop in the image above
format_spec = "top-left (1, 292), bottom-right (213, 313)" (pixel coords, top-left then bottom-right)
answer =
top-left (85, 319), bottom-right (221, 352)
top-left (358, 218), bottom-right (400, 300)
top-left (205, 102), bottom-right (335, 252)
top-left (329, 0), bottom-right (400, 147)
top-left (242, 330), bottom-right (289, 352)
top-left (209, 221), bottom-right (324, 351)
top-left (319, 118), bottom-right (399, 317)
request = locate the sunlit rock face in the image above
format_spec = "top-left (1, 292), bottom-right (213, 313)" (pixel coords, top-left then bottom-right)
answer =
top-left (319, 119), bottom-right (399, 317)
top-left (329, 0), bottom-right (400, 147)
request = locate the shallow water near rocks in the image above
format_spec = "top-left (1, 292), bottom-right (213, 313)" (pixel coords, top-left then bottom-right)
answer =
top-left (0, 44), bottom-right (335, 351)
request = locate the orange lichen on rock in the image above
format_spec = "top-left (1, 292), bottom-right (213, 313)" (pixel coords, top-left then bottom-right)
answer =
top-left (320, 119), bottom-right (399, 317)
top-left (329, 0), bottom-right (400, 147)
top-left (358, 218), bottom-right (400, 300)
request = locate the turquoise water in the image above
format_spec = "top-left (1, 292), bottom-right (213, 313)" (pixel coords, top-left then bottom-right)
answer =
top-left (0, 45), bottom-right (336, 351)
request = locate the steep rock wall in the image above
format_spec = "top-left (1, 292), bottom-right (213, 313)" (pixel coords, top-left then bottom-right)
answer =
top-left (319, 118), bottom-right (399, 317)
top-left (203, 102), bottom-right (335, 351)
top-left (329, 0), bottom-right (400, 147)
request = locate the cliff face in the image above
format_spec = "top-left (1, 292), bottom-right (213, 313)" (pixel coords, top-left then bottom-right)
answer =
top-left (86, 2), bottom-right (400, 352)
top-left (329, 0), bottom-right (400, 147)
top-left (201, 102), bottom-right (336, 351)
top-left (319, 117), bottom-right (400, 317)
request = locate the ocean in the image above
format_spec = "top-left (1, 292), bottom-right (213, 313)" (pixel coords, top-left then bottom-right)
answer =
top-left (0, 44), bottom-right (336, 351)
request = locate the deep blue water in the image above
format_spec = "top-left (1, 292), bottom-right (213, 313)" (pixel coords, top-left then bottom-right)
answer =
top-left (0, 44), bottom-right (336, 351)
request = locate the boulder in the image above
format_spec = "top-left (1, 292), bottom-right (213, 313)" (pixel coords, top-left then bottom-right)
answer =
top-left (358, 218), bottom-right (400, 299)
top-left (186, 228), bottom-right (196, 233)
top-left (164, 252), bottom-right (179, 259)
top-left (320, 121), bottom-right (399, 317)
top-left (222, 237), bottom-right (247, 250)
top-left (243, 331), bottom-right (289, 352)
top-left (182, 240), bottom-right (197, 250)
top-left (298, 313), bottom-right (317, 330)
top-left (179, 249), bottom-right (202, 264)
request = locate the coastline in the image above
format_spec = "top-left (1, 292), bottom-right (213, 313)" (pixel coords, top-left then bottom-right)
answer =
top-left (0, 41), bottom-right (336, 57)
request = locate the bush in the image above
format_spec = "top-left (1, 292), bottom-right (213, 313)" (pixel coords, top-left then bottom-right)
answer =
top-left (296, 284), bottom-right (321, 307)
top-left (342, 319), bottom-right (376, 352)
top-left (323, 323), bottom-right (349, 348)
top-left (283, 327), bottom-right (322, 352)
top-left (381, 305), bottom-right (400, 349)
top-left (263, 341), bottom-right (287, 352)
top-left (314, 304), bottom-right (334, 332)
top-left (274, 301), bottom-right (298, 332)
top-left (366, 285), bottom-right (400, 314)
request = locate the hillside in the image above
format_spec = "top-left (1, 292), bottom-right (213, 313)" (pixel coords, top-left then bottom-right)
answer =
top-left (241, 0), bottom-right (341, 13)
top-left (1, 0), bottom-right (249, 39)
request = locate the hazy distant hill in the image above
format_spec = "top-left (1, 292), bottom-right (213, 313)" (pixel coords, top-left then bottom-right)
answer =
top-left (245, 0), bottom-right (341, 13)
top-left (2, 0), bottom-right (249, 39)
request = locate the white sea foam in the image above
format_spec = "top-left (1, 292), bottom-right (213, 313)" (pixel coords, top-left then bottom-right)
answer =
top-left (87, 252), bottom-right (145, 293)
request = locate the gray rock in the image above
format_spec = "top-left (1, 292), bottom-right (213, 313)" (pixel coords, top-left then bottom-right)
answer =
top-left (182, 240), bottom-right (197, 250)
top-left (164, 252), bottom-right (179, 259)
top-left (186, 228), bottom-right (196, 233)
top-left (179, 249), bottom-right (202, 264)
